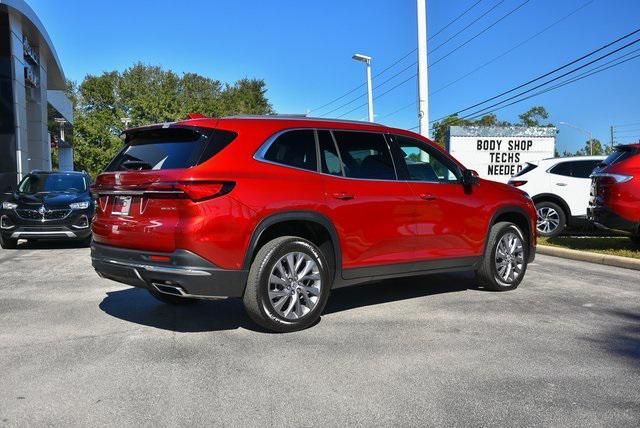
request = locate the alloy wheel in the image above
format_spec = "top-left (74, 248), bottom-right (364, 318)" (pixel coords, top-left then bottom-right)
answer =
top-left (536, 206), bottom-right (560, 234)
top-left (494, 232), bottom-right (525, 284)
top-left (267, 251), bottom-right (322, 320)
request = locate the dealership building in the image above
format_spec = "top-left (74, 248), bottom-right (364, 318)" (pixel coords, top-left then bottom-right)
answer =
top-left (447, 126), bottom-right (558, 183)
top-left (0, 0), bottom-right (73, 192)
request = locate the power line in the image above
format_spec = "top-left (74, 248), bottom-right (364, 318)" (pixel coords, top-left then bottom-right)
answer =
top-left (613, 121), bottom-right (640, 127)
top-left (379, 100), bottom-right (417, 120)
top-left (429, 0), bottom-right (505, 56)
top-left (327, 0), bottom-right (531, 119)
top-left (380, 1), bottom-right (594, 122)
top-left (460, 36), bottom-right (640, 120)
top-left (428, 28), bottom-right (640, 124)
top-left (309, 0), bottom-right (487, 114)
top-left (427, 0), bottom-right (532, 69)
top-left (337, 73), bottom-right (418, 118)
top-left (429, 0), bottom-right (594, 98)
top-left (321, 60), bottom-right (418, 117)
top-left (430, 0), bottom-right (486, 40)
top-left (463, 49), bottom-right (640, 121)
top-left (447, 27), bottom-right (640, 119)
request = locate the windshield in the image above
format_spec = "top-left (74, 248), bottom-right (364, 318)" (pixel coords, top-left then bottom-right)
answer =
top-left (18, 174), bottom-right (87, 194)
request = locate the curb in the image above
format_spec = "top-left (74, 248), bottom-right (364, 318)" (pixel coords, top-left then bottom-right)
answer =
top-left (537, 245), bottom-right (640, 271)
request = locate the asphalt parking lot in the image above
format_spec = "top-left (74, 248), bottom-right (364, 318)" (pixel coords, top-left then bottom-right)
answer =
top-left (0, 242), bottom-right (638, 426)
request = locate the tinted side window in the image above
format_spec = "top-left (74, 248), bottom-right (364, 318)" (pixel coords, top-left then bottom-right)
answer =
top-left (390, 135), bottom-right (460, 183)
top-left (549, 162), bottom-right (573, 177)
top-left (572, 160), bottom-right (601, 178)
top-left (264, 130), bottom-right (317, 171)
top-left (318, 130), bottom-right (343, 176)
top-left (332, 131), bottom-right (396, 180)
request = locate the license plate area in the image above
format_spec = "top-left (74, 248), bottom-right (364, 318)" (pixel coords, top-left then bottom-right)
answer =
top-left (111, 196), bottom-right (132, 216)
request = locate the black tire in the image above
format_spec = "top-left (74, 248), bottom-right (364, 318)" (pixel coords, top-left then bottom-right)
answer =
top-left (535, 201), bottom-right (566, 238)
top-left (243, 236), bottom-right (332, 333)
top-left (476, 222), bottom-right (529, 291)
top-left (148, 289), bottom-right (197, 305)
top-left (630, 235), bottom-right (640, 249)
top-left (0, 235), bottom-right (18, 249)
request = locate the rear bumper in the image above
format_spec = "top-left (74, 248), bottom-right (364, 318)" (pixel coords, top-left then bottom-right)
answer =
top-left (587, 206), bottom-right (638, 235)
top-left (91, 243), bottom-right (248, 298)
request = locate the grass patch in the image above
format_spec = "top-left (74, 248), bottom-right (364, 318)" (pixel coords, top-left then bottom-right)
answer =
top-left (539, 236), bottom-right (640, 259)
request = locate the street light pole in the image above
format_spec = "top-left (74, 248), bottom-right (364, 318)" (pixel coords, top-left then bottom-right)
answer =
top-left (559, 121), bottom-right (593, 155)
top-left (352, 54), bottom-right (374, 122)
top-left (417, 0), bottom-right (429, 138)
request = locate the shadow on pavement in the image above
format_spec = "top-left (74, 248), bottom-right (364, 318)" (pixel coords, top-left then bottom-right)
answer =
top-left (594, 310), bottom-right (640, 367)
top-left (99, 271), bottom-right (476, 333)
top-left (324, 271), bottom-right (476, 314)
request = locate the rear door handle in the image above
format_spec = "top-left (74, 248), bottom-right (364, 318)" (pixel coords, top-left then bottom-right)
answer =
top-left (419, 193), bottom-right (437, 201)
top-left (556, 182), bottom-right (567, 187)
top-left (332, 192), bottom-right (354, 200)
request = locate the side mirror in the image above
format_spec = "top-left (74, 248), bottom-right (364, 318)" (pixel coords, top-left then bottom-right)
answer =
top-left (462, 169), bottom-right (480, 187)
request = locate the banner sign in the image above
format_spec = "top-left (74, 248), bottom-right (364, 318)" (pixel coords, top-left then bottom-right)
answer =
top-left (447, 126), bottom-right (557, 183)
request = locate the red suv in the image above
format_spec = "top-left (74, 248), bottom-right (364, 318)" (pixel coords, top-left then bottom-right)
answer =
top-left (91, 116), bottom-right (536, 332)
top-left (588, 143), bottom-right (640, 246)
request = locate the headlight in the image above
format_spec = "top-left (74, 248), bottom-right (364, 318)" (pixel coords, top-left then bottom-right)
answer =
top-left (69, 201), bottom-right (90, 210)
top-left (2, 201), bottom-right (17, 210)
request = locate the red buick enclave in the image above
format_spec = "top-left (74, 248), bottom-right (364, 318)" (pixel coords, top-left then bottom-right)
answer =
top-left (91, 116), bottom-right (536, 332)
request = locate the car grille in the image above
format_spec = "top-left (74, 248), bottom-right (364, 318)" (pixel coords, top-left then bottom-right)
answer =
top-left (15, 208), bottom-right (72, 221)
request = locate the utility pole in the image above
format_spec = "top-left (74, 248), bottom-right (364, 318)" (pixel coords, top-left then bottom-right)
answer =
top-left (417, 0), bottom-right (429, 138)
top-left (610, 126), bottom-right (615, 150)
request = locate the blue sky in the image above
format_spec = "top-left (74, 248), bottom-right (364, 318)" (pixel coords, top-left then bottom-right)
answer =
top-left (29, 0), bottom-right (640, 153)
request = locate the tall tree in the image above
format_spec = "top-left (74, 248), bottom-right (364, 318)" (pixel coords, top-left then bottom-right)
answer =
top-left (430, 106), bottom-right (554, 148)
top-left (65, 63), bottom-right (273, 177)
top-left (518, 106), bottom-right (551, 127)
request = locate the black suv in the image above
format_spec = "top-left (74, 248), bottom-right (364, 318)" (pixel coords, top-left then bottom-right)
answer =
top-left (0, 171), bottom-right (94, 249)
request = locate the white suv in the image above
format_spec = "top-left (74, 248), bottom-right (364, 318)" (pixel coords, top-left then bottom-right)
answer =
top-left (508, 156), bottom-right (605, 237)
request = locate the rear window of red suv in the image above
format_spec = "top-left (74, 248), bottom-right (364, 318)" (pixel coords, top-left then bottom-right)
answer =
top-left (105, 127), bottom-right (237, 172)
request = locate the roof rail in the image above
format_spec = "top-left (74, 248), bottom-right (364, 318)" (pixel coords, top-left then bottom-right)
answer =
top-left (222, 114), bottom-right (386, 127)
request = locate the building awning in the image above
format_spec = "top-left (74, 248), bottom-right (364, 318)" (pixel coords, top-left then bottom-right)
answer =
top-left (47, 90), bottom-right (73, 124)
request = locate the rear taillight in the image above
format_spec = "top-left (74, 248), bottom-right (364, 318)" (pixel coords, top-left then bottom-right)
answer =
top-left (146, 181), bottom-right (235, 202)
top-left (508, 180), bottom-right (527, 187)
top-left (591, 173), bottom-right (633, 183)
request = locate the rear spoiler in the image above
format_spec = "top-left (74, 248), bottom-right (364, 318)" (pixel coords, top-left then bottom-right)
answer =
top-left (120, 125), bottom-right (211, 145)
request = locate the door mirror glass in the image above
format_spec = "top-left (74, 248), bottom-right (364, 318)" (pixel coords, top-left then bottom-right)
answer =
top-left (462, 169), bottom-right (480, 187)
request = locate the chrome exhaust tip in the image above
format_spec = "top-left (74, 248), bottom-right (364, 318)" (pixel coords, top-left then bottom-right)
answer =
top-left (152, 282), bottom-right (186, 296)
